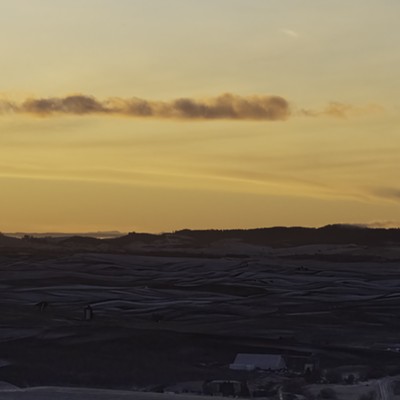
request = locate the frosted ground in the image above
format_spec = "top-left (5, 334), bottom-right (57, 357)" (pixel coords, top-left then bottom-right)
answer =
top-left (1, 234), bottom-right (400, 393)
top-left (0, 386), bottom-right (230, 400)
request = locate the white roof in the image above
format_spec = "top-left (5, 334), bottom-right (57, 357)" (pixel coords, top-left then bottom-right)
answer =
top-left (231, 353), bottom-right (286, 370)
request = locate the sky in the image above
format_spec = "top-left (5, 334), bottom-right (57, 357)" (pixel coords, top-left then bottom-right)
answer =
top-left (1, 0), bottom-right (400, 233)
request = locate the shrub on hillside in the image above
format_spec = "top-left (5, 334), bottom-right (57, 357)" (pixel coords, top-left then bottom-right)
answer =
top-left (318, 387), bottom-right (337, 399)
top-left (325, 369), bottom-right (341, 384)
top-left (358, 390), bottom-right (376, 400)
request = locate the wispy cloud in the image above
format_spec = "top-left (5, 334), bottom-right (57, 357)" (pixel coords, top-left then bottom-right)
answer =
top-left (300, 102), bottom-right (384, 118)
top-left (370, 187), bottom-right (400, 202)
top-left (0, 93), bottom-right (290, 121)
top-left (363, 221), bottom-right (400, 228)
top-left (280, 28), bottom-right (299, 39)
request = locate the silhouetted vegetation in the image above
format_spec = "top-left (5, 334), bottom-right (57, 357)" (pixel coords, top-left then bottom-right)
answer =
top-left (318, 387), bottom-right (337, 399)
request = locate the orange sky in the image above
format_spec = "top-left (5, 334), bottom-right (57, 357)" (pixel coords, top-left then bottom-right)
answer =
top-left (1, 1), bottom-right (399, 232)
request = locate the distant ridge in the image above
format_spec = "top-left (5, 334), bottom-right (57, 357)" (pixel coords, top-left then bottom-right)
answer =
top-left (168, 224), bottom-right (400, 247)
top-left (5, 231), bottom-right (124, 239)
top-left (1, 225), bottom-right (400, 257)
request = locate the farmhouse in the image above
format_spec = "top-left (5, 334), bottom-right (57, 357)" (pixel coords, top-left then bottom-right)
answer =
top-left (230, 353), bottom-right (286, 371)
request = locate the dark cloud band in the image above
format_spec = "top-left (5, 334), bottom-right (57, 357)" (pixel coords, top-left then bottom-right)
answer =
top-left (0, 93), bottom-right (290, 121)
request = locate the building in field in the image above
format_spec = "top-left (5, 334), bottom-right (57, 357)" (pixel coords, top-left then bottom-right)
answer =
top-left (229, 353), bottom-right (286, 371)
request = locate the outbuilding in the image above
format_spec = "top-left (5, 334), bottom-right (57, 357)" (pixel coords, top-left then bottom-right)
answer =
top-left (229, 353), bottom-right (286, 371)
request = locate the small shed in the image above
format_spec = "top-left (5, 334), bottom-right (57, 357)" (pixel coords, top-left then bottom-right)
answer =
top-left (230, 353), bottom-right (286, 371)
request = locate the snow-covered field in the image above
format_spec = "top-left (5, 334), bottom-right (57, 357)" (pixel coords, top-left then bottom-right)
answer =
top-left (0, 386), bottom-right (224, 400)
top-left (1, 248), bottom-right (399, 340)
top-left (1, 244), bottom-right (400, 388)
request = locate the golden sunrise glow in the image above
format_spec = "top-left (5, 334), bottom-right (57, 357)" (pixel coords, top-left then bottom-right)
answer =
top-left (1, 1), bottom-right (399, 232)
